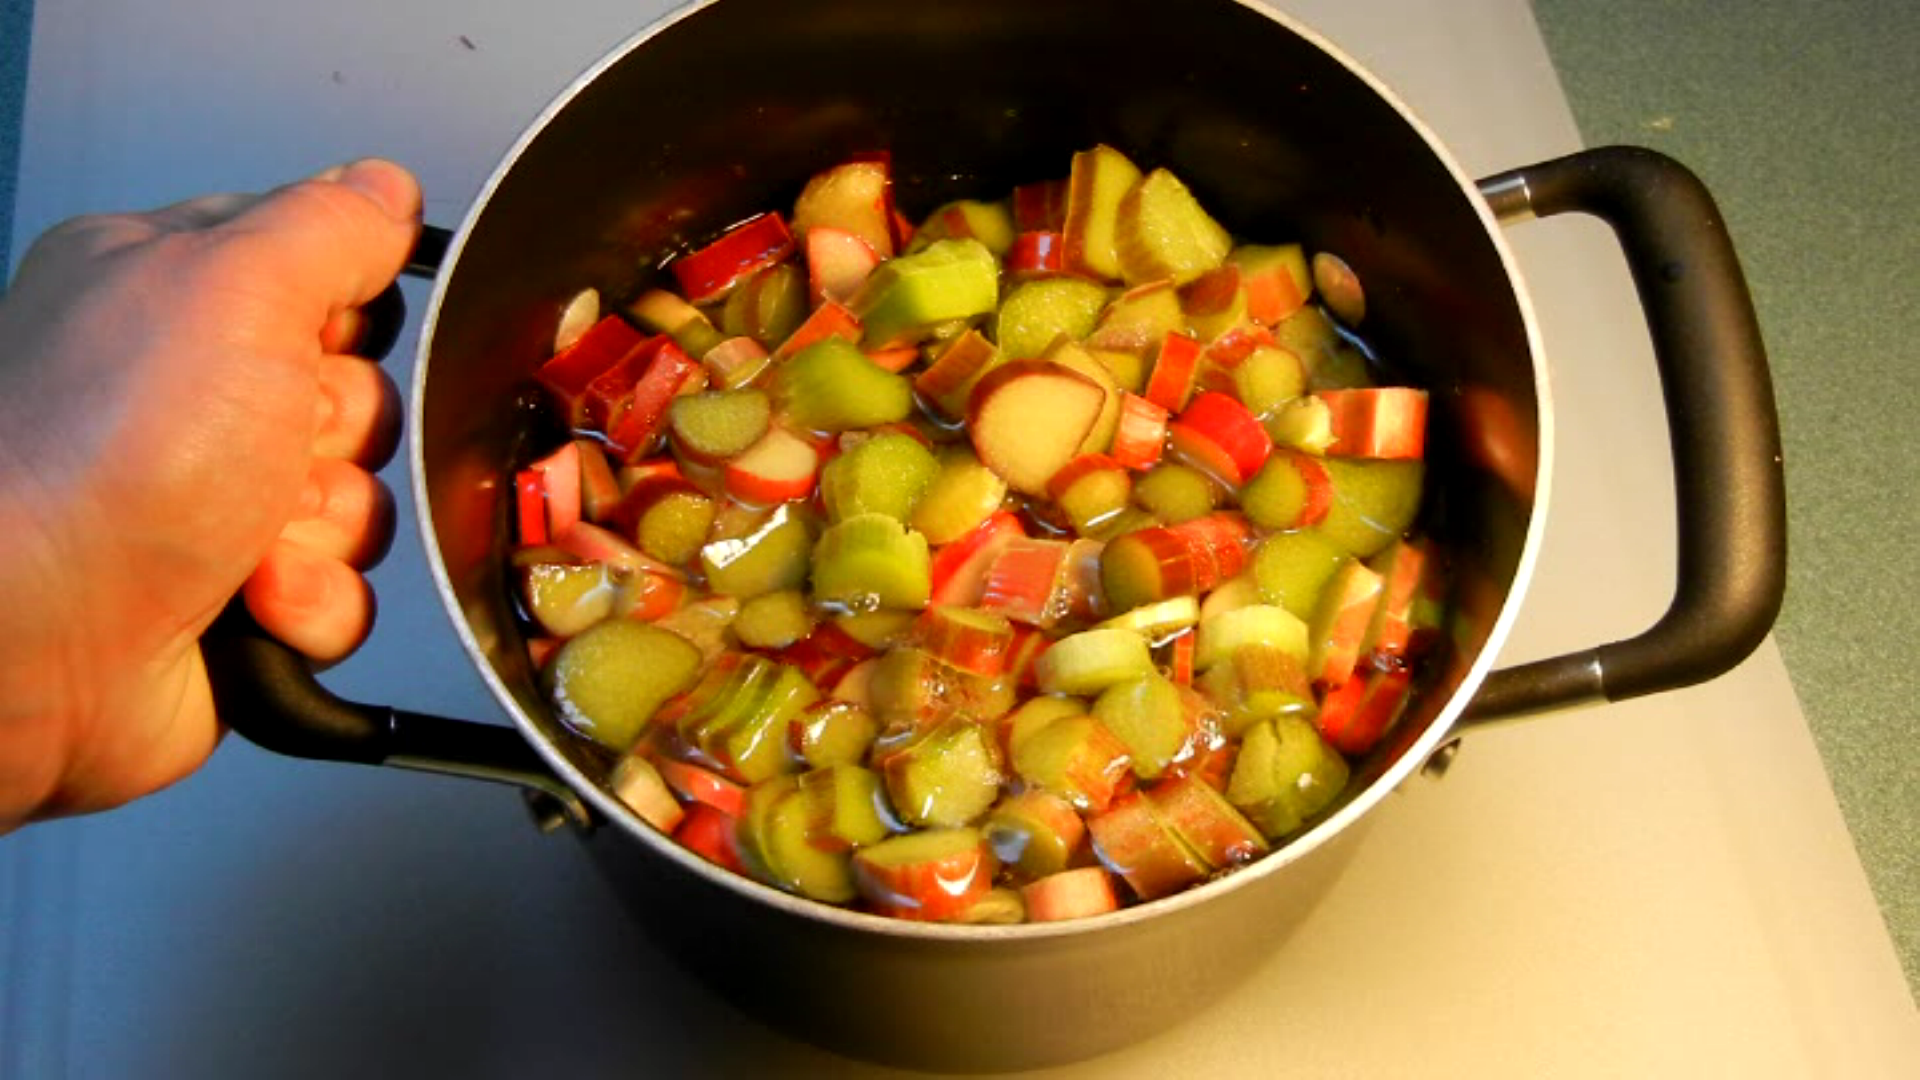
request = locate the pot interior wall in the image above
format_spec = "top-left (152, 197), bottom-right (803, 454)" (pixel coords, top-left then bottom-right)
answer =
top-left (421, 0), bottom-right (1539, 799)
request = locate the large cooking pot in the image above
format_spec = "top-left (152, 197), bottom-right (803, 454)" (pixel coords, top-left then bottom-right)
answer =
top-left (204, 0), bottom-right (1786, 1070)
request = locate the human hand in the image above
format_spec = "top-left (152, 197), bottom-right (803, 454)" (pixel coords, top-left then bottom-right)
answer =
top-left (0, 159), bottom-right (421, 830)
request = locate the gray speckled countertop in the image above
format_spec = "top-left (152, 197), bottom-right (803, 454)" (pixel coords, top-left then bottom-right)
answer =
top-left (1, 0), bottom-right (1912, 1003)
top-left (1531, 0), bottom-right (1919, 993)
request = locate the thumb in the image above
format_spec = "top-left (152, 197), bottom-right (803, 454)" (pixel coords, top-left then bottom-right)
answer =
top-left (212, 158), bottom-right (423, 318)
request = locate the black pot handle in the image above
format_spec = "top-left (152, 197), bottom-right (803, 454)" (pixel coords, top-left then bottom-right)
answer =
top-left (202, 225), bottom-right (591, 828)
top-left (1463, 147), bottom-right (1786, 722)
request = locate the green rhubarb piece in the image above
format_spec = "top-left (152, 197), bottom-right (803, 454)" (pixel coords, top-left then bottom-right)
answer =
top-left (1115, 167), bottom-right (1232, 286)
top-left (1013, 714), bottom-right (1129, 811)
top-left (798, 764), bottom-right (895, 848)
top-left (1036, 627), bottom-right (1156, 696)
top-left (1226, 715), bottom-right (1349, 840)
top-left (850, 238), bottom-right (1000, 346)
top-left (1316, 458), bottom-right (1424, 558)
top-left (546, 619), bottom-right (701, 751)
top-left (1000, 695), bottom-right (1086, 759)
top-left (812, 513), bottom-right (932, 612)
top-left (832, 608), bottom-right (919, 650)
top-left (678, 655), bottom-right (779, 764)
top-left (1229, 345), bottom-right (1307, 418)
top-left (820, 431), bottom-right (939, 524)
top-left (1087, 281), bottom-right (1184, 356)
top-left (1092, 347), bottom-right (1149, 395)
top-left (1194, 604), bottom-right (1309, 673)
top-left (910, 199), bottom-right (1016, 256)
top-left (1240, 452), bottom-right (1312, 532)
top-left (629, 288), bottom-right (727, 357)
top-left (723, 262), bottom-right (808, 346)
top-left (1086, 505), bottom-right (1161, 543)
top-left (1097, 594), bottom-right (1200, 643)
top-left (637, 488), bottom-right (718, 567)
top-left (1064, 144), bottom-right (1143, 281)
top-left (719, 661), bottom-right (818, 783)
top-left (732, 589), bottom-right (816, 649)
top-left (755, 777), bottom-right (858, 902)
top-left (1264, 395), bottom-right (1335, 453)
top-left (1092, 674), bottom-right (1189, 779)
top-left (778, 338), bottom-right (914, 433)
top-left (1251, 529), bottom-right (1350, 620)
top-left (520, 561), bottom-right (619, 638)
top-left (869, 647), bottom-right (1015, 729)
top-left (1198, 643), bottom-right (1314, 737)
top-left (1132, 463), bottom-right (1218, 524)
top-left (992, 277), bottom-right (1111, 362)
top-left (1055, 461), bottom-right (1132, 535)
top-left (652, 595), bottom-right (739, 663)
top-left (909, 444), bottom-right (1009, 546)
top-left (883, 719), bottom-right (1004, 828)
top-left (1277, 306), bottom-right (1369, 390)
top-left (669, 388), bottom-right (771, 462)
top-left (983, 790), bottom-right (1084, 878)
top-left (700, 502), bottom-right (815, 599)
top-left (793, 700), bottom-right (882, 768)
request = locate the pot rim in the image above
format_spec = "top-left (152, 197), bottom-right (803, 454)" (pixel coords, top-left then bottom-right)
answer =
top-left (409, 0), bottom-right (1556, 942)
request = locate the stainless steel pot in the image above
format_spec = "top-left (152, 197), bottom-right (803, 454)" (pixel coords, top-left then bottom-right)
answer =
top-left (205, 0), bottom-right (1786, 1070)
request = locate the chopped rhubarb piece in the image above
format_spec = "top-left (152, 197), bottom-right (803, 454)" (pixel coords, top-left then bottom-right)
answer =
top-left (1228, 244), bottom-right (1311, 326)
top-left (1313, 251), bottom-right (1367, 326)
top-left (853, 828), bottom-right (995, 922)
top-left (610, 754), bottom-right (686, 833)
top-left (1174, 391), bottom-right (1272, 481)
top-left (629, 287), bottom-right (726, 358)
top-left (1240, 447), bottom-right (1333, 531)
top-left (793, 158), bottom-right (896, 259)
top-left (515, 468), bottom-right (548, 545)
top-left (525, 636), bottom-right (562, 670)
top-left (913, 329), bottom-right (1003, 420)
top-left (1004, 230), bottom-right (1064, 281)
top-left (615, 567), bottom-right (686, 623)
top-left (862, 345), bottom-right (920, 373)
top-left (1012, 178), bottom-right (1069, 232)
top-left (673, 803), bottom-right (747, 874)
top-left (575, 439), bottom-right (623, 522)
top-left (1062, 144), bottom-right (1142, 282)
top-left (1308, 559), bottom-right (1386, 688)
top-left (1012, 712), bottom-right (1133, 813)
top-left (966, 359), bottom-right (1105, 496)
top-left (534, 314), bottom-right (645, 422)
top-left (552, 520), bottom-right (685, 581)
top-left (1005, 625), bottom-right (1051, 690)
top-left (1363, 540), bottom-right (1429, 659)
top-left (529, 441), bottom-right (583, 540)
top-left (1316, 666), bottom-right (1412, 756)
top-left (1086, 792), bottom-right (1207, 901)
top-left (670, 212), bottom-right (796, 305)
top-left (1319, 387), bottom-right (1428, 459)
top-left (912, 199), bottom-right (1016, 256)
top-left (553, 288), bottom-right (601, 354)
top-left (1021, 867), bottom-right (1120, 922)
top-left (1108, 392), bottom-right (1170, 471)
top-left (913, 605), bottom-right (1017, 677)
top-left (582, 336), bottom-right (666, 433)
top-left (1165, 419), bottom-right (1245, 487)
top-left (605, 340), bottom-right (703, 462)
top-left (1149, 773), bottom-right (1268, 869)
top-left (984, 789), bottom-right (1087, 878)
top-left (618, 456), bottom-right (684, 492)
top-left (702, 335), bottom-right (773, 390)
top-left (1169, 630), bottom-right (1196, 686)
top-left (771, 299), bottom-right (863, 361)
top-left (652, 757), bottom-right (748, 817)
top-left (1199, 322), bottom-right (1276, 373)
top-left (1099, 513), bottom-right (1249, 614)
top-left (725, 426), bottom-right (822, 505)
top-left (928, 509), bottom-right (1025, 606)
top-left (977, 537), bottom-right (1072, 627)
top-left (1141, 331), bottom-right (1203, 413)
top-left (805, 225), bottom-right (881, 306)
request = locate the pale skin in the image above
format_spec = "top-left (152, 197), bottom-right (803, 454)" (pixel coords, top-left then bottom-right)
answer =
top-left (0, 159), bottom-right (421, 831)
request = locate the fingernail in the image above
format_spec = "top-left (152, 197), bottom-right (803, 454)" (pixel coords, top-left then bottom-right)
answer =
top-left (335, 158), bottom-right (420, 222)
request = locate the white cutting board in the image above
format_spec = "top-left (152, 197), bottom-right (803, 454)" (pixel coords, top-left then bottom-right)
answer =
top-left (4, 1), bottom-right (1915, 1076)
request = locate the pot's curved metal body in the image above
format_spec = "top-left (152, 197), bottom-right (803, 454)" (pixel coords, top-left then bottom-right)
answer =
top-left (201, 0), bottom-right (1781, 1071)
top-left (414, 1), bottom-right (1546, 1068)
